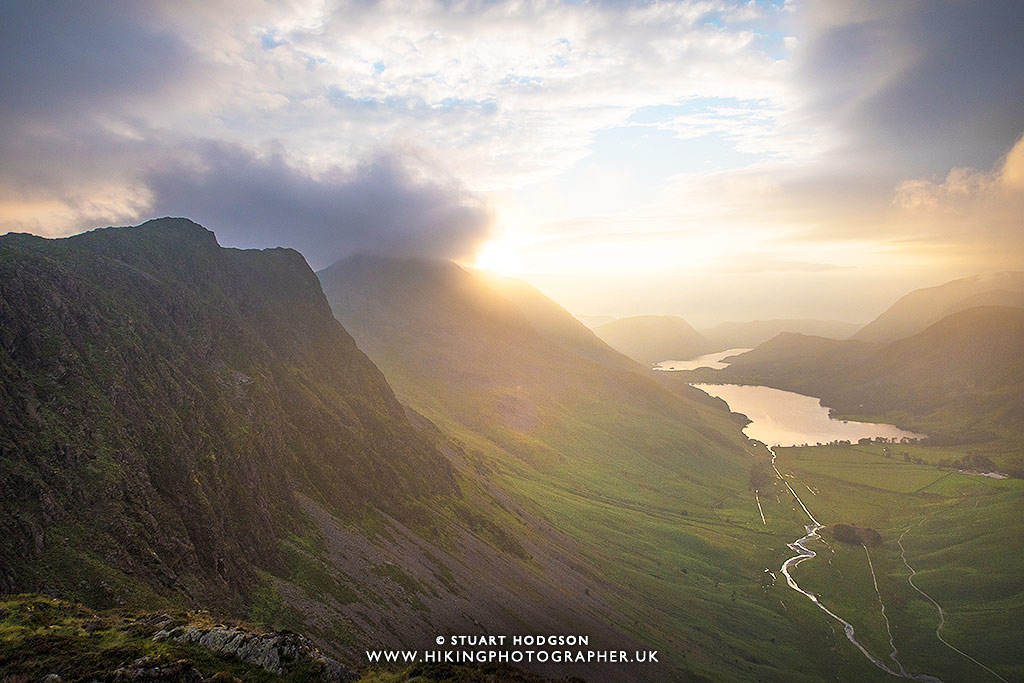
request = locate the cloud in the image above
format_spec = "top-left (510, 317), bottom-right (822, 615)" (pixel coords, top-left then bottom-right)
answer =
top-left (889, 134), bottom-right (1024, 257)
top-left (0, 1), bottom-right (197, 125)
top-left (792, 0), bottom-right (1024, 174)
top-left (0, 0), bottom-right (791, 254)
top-left (146, 141), bottom-right (492, 268)
top-left (1, 0), bottom-right (1022, 321)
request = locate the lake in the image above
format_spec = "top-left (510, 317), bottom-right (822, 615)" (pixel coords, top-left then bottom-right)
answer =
top-left (652, 348), bottom-right (753, 371)
top-left (691, 383), bottom-right (924, 447)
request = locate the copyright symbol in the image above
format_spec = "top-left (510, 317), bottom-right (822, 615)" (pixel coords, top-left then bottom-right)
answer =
top-left (436, 635), bottom-right (445, 645)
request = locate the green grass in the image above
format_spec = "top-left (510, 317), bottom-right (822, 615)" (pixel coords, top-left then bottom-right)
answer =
top-left (770, 443), bottom-right (1024, 683)
top-left (0, 595), bottom-right (322, 682)
top-left (391, 377), bottom-right (898, 683)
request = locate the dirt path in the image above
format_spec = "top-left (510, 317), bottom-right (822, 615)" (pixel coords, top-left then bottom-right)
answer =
top-left (898, 524), bottom-right (1008, 683)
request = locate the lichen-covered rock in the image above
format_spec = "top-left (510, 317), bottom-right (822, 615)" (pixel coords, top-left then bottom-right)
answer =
top-left (159, 624), bottom-right (357, 681)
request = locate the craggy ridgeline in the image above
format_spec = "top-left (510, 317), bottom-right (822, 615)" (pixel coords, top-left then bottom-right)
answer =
top-left (0, 219), bottom-right (664, 682)
top-left (0, 218), bottom-right (455, 612)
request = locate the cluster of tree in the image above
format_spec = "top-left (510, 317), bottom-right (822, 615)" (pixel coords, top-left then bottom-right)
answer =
top-left (858, 436), bottom-right (920, 446)
top-left (748, 462), bottom-right (773, 490)
top-left (830, 524), bottom-right (882, 547)
top-left (936, 453), bottom-right (998, 472)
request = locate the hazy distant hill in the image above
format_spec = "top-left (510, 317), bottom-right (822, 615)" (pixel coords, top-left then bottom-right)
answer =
top-left (702, 319), bottom-right (861, 349)
top-left (0, 219), bottom-right (455, 610)
top-left (593, 314), bottom-right (713, 364)
top-left (854, 271), bottom-right (1024, 343)
top-left (699, 306), bottom-right (1024, 447)
top-left (574, 313), bottom-right (616, 328)
top-left (722, 333), bottom-right (881, 379)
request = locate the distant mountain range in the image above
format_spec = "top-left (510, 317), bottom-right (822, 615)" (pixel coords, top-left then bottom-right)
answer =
top-left (583, 270), bottom-right (1024, 357)
top-left (589, 315), bottom-right (863, 363)
top-left (853, 271), bottom-right (1024, 343)
top-left (701, 319), bottom-right (861, 349)
top-left (592, 315), bottom-right (714, 364)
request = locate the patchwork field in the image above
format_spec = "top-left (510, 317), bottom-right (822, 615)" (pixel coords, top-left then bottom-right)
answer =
top-left (766, 443), bottom-right (1024, 683)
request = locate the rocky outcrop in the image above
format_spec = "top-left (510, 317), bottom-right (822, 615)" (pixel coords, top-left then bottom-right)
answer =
top-left (155, 624), bottom-right (357, 681)
top-left (113, 656), bottom-right (206, 682)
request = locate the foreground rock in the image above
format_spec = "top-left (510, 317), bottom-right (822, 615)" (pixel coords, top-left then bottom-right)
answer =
top-left (156, 623), bottom-right (356, 680)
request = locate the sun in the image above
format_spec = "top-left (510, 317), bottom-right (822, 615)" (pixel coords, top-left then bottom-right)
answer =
top-left (473, 238), bottom-right (523, 275)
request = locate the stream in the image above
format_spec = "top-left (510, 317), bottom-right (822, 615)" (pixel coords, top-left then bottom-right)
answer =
top-left (770, 448), bottom-right (944, 682)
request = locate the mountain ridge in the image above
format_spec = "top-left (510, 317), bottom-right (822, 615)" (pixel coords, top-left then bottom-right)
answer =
top-left (853, 271), bottom-right (1024, 343)
top-left (593, 314), bottom-right (713, 365)
top-left (0, 218), bottom-right (457, 609)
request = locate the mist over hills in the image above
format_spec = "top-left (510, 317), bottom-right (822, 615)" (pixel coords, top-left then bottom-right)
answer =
top-left (853, 271), bottom-right (1024, 343)
top-left (701, 319), bottom-right (861, 349)
top-left (592, 315), bottom-right (713, 365)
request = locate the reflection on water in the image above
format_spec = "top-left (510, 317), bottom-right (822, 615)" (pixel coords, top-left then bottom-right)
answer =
top-left (691, 383), bottom-right (924, 447)
top-left (653, 348), bottom-right (753, 371)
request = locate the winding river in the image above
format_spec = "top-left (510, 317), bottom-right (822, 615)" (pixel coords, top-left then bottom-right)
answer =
top-left (769, 447), bottom-right (943, 682)
top-left (690, 381), bottom-right (941, 680)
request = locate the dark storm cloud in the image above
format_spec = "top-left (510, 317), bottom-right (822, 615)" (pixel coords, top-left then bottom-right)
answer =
top-left (0, 1), bottom-right (193, 124)
top-left (145, 141), bottom-right (493, 268)
top-left (0, 1), bottom-right (495, 261)
top-left (796, 0), bottom-right (1024, 174)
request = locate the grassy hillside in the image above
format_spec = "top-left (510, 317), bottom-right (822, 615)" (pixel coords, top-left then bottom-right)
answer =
top-left (593, 315), bottom-right (713, 365)
top-left (318, 255), bottom-right (914, 682)
top-left (854, 272), bottom-right (1024, 343)
top-left (768, 443), bottom-right (1024, 683)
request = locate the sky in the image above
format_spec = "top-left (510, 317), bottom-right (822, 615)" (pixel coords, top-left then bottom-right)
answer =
top-left (1, 0), bottom-right (1022, 326)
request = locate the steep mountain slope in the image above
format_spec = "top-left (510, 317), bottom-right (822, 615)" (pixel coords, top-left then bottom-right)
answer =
top-left (719, 334), bottom-right (882, 381)
top-left (318, 255), bottom-right (894, 683)
top-left (0, 218), bottom-right (455, 610)
top-left (2, 221), bottom-right (679, 681)
top-left (702, 319), bottom-right (861, 349)
top-left (318, 256), bottom-right (739, 479)
top-left (853, 271), bottom-right (1024, 343)
top-left (593, 314), bottom-right (713, 364)
top-left (475, 270), bottom-right (639, 371)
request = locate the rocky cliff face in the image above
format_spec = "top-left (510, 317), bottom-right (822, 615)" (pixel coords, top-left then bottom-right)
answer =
top-left (0, 218), bottom-right (456, 610)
